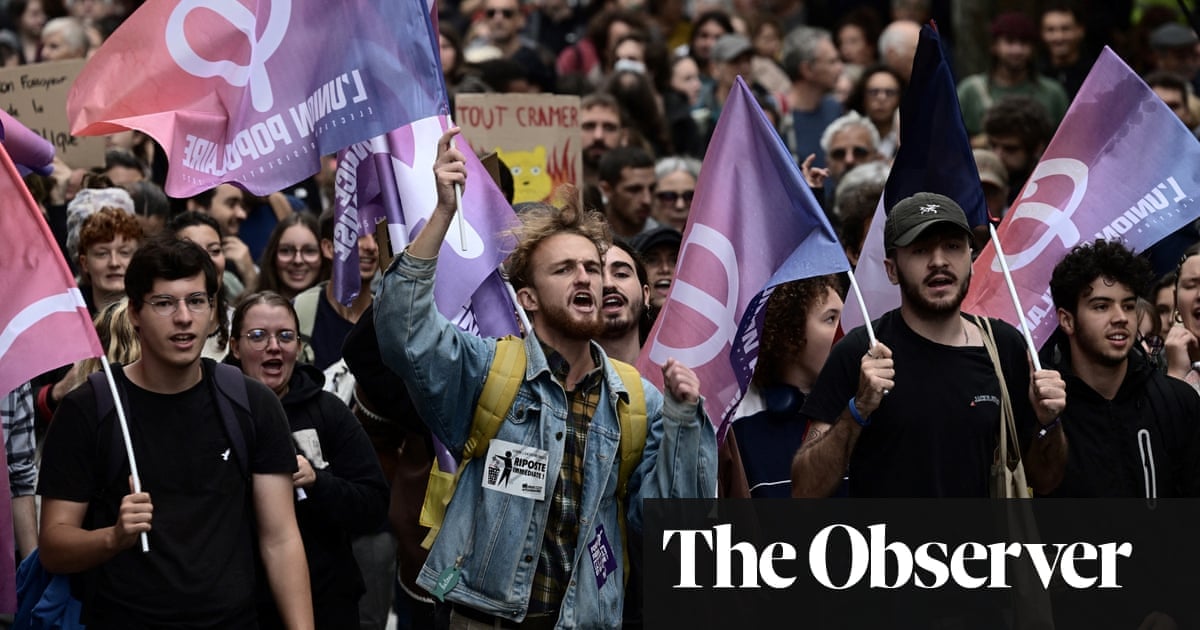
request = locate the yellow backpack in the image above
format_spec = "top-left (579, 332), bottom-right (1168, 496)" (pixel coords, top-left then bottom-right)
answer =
top-left (417, 336), bottom-right (648, 577)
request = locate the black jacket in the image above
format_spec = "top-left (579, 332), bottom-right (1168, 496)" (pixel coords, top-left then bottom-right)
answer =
top-left (1040, 329), bottom-right (1200, 497)
top-left (279, 365), bottom-right (389, 600)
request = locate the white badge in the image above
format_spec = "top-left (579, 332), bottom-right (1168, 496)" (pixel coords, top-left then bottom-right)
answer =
top-left (292, 429), bottom-right (329, 469)
top-left (482, 439), bottom-right (549, 500)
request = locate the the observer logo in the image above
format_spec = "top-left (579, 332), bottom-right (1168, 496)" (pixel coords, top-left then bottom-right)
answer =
top-left (663, 523), bottom-right (1133, 591)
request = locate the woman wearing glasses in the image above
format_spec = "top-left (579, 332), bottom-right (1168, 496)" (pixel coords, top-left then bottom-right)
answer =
top-left (229, 291), bottom-right (388, 630)
top-left (256, 213), bottom-right (327, 302)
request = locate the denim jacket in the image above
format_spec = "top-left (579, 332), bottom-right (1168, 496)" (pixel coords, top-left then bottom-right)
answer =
top-left (375, 252), bottom-right (717, 628)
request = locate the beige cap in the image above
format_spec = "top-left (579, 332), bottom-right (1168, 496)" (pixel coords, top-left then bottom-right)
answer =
top-left (973, 148), bottom-right (1008, 189)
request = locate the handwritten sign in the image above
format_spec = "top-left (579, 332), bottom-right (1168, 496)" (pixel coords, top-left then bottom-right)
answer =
top-left (456, 93), bottom-right (580, 205)
top-left (0, 59), bottom-right (105, 168)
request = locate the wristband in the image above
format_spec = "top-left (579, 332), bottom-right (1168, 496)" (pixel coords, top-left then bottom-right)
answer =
top-left (847, 396), bottom-right (870, 427)
top-left (1036, 416), bottom-right (1062, 439)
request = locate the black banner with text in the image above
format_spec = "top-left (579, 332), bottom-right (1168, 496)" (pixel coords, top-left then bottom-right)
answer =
top-left (643, 499), bottom-right (1200, 630)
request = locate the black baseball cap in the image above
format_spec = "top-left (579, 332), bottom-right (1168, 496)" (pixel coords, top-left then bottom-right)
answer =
top-left (884, 192), bottom-right (972, 250)
top-left (630, 225), bottom-right (683, 256)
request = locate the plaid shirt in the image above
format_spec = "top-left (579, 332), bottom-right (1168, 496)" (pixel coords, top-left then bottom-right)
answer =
top-left (1, 382), bottom-right (36, 497)
top-left (529, 343), bottom-right (603, 614)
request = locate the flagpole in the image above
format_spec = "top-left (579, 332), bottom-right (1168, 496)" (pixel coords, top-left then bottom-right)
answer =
top-left (98, 357), bottom-right (149, 552)
top-left (989, 224), bottom-right (1043, 371)
top-left (446, 116), bottom-right (467, 252)
top-left (503, 275), bottom-right (532, 335)
top-left (845, 267), bottom-right (878, 348)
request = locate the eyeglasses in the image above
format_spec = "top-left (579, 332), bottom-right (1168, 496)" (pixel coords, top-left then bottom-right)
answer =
top-left (241, 328), bottom-right (299, 350)
top-left (866, 87), bottom-right (900, 99)
top-left (1139, 334), bottom-right (1165, 357)
top-left (829, 146), bottom-right (871, 161)
top-left (146, 292), bottom-right (212, 317)
top-left (485, 8), bottom-right (516, 18)
top-left (278, 245), bottom-right (321, 261)
top-left (656, 190), bottom-right (695, 205)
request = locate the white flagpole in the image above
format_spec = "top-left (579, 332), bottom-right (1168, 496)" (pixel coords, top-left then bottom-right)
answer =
top-left (845, 266), bottom-right (878, 349)
top-left (989, 224), bottom-right (1043, 371)
top-left (503, 275), bottom-right (532, 335)
top-left (445, 115), bottom-right (467, 252)
top-left (98, 357), bottom-right (149, 552)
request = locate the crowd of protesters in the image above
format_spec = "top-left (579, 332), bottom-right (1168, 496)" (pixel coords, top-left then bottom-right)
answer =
top-left (2, 0), bottom-right (1200, 629)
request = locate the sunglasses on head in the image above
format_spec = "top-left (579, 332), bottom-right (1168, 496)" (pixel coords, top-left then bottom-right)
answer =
top-left (656, 190), bottom-right (695, 204)
top-left (829, 146), bottom-right (870, 161)
top-left (486, 8), bottom-right (517, 18)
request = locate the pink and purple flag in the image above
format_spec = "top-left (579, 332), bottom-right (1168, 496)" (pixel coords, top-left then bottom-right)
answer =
top-left (331, 115), bottom-right (519, 336)
top-left (636, 77), bottom-right (848, 437)
top-left (841, 24), bottom-right (988, 333)
top-left (962, 48), bottom-right (1200, 345)
top-left (67, 0), bottom-right (445, 198)
top-left (0, 140), bottom-right (103, 612)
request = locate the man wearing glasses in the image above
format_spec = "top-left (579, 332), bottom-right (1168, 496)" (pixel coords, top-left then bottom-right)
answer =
top-left (481, 0), bottom-right (556, 92)
top-left (1040, 240), bottom-right (1200, 497)
top-left (818, 111), bottom-right (882, 209)
top-left (37, 238), bottom-right (314, 629)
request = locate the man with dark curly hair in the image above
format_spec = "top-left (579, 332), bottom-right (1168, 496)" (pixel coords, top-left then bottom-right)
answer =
top-left (1041, 239), bottom-right (1200, 497)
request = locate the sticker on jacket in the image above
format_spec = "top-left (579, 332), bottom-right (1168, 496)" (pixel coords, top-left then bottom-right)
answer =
top-left (589, 524), bottom-right (617, 589)
top-left (483, 439), bottom-right (549, 500)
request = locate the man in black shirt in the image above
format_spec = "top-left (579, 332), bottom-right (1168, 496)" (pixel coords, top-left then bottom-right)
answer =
top-left (37, 238), bottom-right (313, 629)
top-left (792, 192), bottom-right (1067, 497)
top-left (1040, 240), bottom-right (1200, 497)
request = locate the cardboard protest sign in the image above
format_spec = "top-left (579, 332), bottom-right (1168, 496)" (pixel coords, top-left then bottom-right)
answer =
top-left (0, 59), bottom-right (104, 168)
top-left (455, 93), bottom-right (580, 204)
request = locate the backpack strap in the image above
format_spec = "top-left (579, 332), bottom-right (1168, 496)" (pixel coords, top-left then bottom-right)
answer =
top-left (89, 367), bottom-right (135, 491)
top-left (607, 358), bottom-right (648, 586)
top-left (294, 284), bottom-right (322, 365)
top-left (608, 359), bottom-right (647, 501)
top-left (465, 336), bottom-right (527, 458)
top-left (207, 361), bottom-right (253, 477)
top-left (418, 336), bottom-right (527, 550)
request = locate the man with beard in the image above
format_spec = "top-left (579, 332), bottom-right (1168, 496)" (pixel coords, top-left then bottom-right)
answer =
top-left (1039, 241), bottom-right (1200, 497)
top-left (598, 240), bottom-right (650, 363)
top-left (793, 193), bottom-right (1067, 497)
top-left (598, 146), bottom-right (657, 239)
top-left (580, 93), bottom-right (626, 186)
top-left (374, 127), bottom-right (715, 627)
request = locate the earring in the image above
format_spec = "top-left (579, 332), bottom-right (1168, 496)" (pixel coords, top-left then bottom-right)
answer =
top-left (1174, 309), bottom-right (1184, 324)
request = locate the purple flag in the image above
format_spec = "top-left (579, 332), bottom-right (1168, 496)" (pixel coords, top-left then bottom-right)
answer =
top-left (636, 78), bottom-right (849, 436)
top-left (332, 115), bottom-right (519, 332)
top-left (0, 111), bottom-right (53, 176)
top-left (963, 48), bottom-right (1200, 346)
top-left (842, 24), bottom-right (987, 333)
top-left (69, 0), bottom-right (445, 197)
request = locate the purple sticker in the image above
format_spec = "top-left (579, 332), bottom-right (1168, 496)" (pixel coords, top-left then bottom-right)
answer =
top-left (589, 524), bottom-right (618, 589)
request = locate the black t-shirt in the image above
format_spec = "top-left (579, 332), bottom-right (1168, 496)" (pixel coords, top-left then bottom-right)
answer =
top-left (802, 310), bottom-right (1036, 497)
top-left (37, 362), bottom-right (297, 629)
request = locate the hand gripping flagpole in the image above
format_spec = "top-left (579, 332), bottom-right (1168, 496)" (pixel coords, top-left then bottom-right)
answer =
top-left (845, 266), bottom-right (878, 349)
top-left (99, 357), bottom-right (149, 552)
top-left (989, 224), bottom-right (1043, 371)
